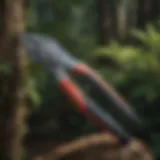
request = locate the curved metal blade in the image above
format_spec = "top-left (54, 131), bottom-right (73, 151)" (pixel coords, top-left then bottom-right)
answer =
top-left (22, 32), bottom-right (79, 71)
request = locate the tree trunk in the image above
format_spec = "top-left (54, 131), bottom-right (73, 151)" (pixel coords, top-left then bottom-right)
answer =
top-left (137, 0), bottom-right (160, 29)
top-left (0, 0), bottom-right (28, 160)
top-left (116, 0), bottom-right (139, 41)
top-left (97, 0), bottom-right (117, 45)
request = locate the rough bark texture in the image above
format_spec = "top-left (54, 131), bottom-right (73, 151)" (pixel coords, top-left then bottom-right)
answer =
top-left (0, 0), bottom-right (27, 160)
top-left (31, 133), bottom-right (153, 160)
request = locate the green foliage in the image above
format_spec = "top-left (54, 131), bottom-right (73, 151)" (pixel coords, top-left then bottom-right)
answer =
top-left (95, 26), bottom-right (160, 70)
top-left (94, 25), bottom-right (160, 105)
top-left (27, 59), bottom-right (48, 110)
top-left (132, 24), bottom-right (160, 54)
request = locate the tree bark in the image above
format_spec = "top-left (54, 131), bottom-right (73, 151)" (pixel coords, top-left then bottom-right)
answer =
top-left (97, 0), bottom-right (117, 45)
top-left (116, 0), bottom-right (138, 41)
top-left (0, 0), bottom-right (28, 160)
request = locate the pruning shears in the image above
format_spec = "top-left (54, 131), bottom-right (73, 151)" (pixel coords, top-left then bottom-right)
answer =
top-left (22, 33), bottom-right (151, 144)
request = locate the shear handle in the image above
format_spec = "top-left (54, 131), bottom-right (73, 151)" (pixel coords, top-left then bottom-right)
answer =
top-left (71, 63), bottom-right (148, 139)
top-left (57, 74), bottom-right (130, 143)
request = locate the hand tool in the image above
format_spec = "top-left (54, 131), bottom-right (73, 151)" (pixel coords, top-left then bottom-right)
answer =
top-left (22, 33), bottom-right (151, 143)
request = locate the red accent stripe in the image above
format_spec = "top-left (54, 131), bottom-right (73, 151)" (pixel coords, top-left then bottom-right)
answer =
top-left (58, 78), bottom-right (108, 131)
top-left (72, 63), bottom-right (131, 112)
top-left (58, 78), bottom-right (87, 113)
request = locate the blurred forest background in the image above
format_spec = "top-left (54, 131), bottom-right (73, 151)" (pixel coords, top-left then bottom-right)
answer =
top-left (1, 0), bottom-right (160, 159)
